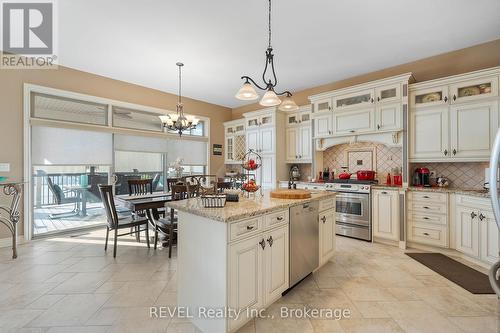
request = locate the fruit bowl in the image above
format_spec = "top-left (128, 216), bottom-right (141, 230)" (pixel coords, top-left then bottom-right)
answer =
top-left (241, 159), bottom-right (260, 170)
top-left (242, 181), bottom-right (260, 193)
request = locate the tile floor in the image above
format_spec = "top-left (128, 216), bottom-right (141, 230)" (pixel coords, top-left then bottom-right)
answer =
top-left (0, 229), bottom-right (498, 332)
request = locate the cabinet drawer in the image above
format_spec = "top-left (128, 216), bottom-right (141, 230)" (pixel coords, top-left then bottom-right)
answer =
top-left (409, 201), bottom-right (447, 215)
top-left (319, 198), bottom-right (335, 212)
top-left (408, 191), bottom-right (447, 204)
top-left (264, 210), bottom-right (289, 229)
top-left (230, 217), bottom-right (262, 241)
top-left (407, 211), bottom-right (447, 226)
top-left (408, 223), bottom-right (448, 248)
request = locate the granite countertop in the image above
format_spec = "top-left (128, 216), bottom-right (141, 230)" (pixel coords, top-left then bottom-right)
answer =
top-left (372, 184), bottom-right (491, 198)
top-left (167, 190), bottom-right (336, 223)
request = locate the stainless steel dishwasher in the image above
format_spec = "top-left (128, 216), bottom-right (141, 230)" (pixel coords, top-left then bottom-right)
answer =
top-left (289, 201), bottom-right (319, 287)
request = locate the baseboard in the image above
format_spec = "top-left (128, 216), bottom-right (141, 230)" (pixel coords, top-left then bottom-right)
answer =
top-left (0, 236), bottom-right (27, 248)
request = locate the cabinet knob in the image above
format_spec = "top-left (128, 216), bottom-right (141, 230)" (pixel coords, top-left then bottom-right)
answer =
top-left (471, 211), bottom-right (477, 219)
top-left (299, 155), bottom-right (302, 159)
top-left (452, 149), bottom-right (457, 156)
top-left (453, 94), bottom-right (457, 101)
top-left (377, 124), bottom-right (381, 130)
top-left (444, 149), bottom-right (448, 156)
top-left (444, 96), bottom-right (448, 103)
top-left (479, 213), bottom-right (486, 221)
top-left (259, 238), bottom-right (266, 250)
top-left (295, 155), bottom-right (298, 159)
top-left (321, 216), bottom-right (326, 223)
top-left (267, 236), bottom-right (273, 247)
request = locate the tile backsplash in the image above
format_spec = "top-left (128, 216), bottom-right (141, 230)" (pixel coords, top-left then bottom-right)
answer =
top-left (411, 162), bottom-right (489, 189)
top-left (323, 142), bottom-right (402, 183)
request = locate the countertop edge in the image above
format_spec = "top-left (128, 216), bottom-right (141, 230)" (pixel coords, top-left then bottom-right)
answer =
top-left (371, 185), bottom-right (491, 198)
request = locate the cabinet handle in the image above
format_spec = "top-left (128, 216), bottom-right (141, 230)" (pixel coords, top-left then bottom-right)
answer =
top-left (350, 130), bottom-right (355, 133)
top-left (423, 195), bottom-right (430, 198)
top-left (246, 225), bottom-right (254, 230)
top-left (423, 232), bottom-right (430, 236)
top-left (377, 124), bottom-right (381, 130)
top-left (295, 155), bottom-right (298, 159)
top-left (452, 149), bottom-right (457, 156)
top-left (321, 216), bottom-right (326, 223)
top-left (377, 97), bottom-right (380, 102)
top-left (423, 206), bottom-right (430, 209)
top-left (453, 94), bottom-right (457, 101)
top-left (259, 238), bottom-right (266, 250)
top-left (267, 236), bottom-right (273, 247)
top-left (277, 216), bottom-right (284, 221)
top-left (444, 96), bottom-right (448, 102)
top-left (370, 98), bottom-right (374, 103)
top-left (444, 149), bottom-right (448, 156)
top-left (381, 191), bottom-right (388, 194)
top-left (423, 217), bottom-right (430, 220)
top-left (479, 213), bottom-right (486, 221)
top-left (299, 155), bottom-right (302, 159)
top-left (471, 211), bottom-right (477, 219)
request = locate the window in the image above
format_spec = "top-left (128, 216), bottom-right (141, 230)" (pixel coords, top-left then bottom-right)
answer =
top-left (112, 106), bottom-right (163, 132)
top-left (114, 150), bottom-right (165, 194)
top-left (31, 93), bottom-right (108, 126)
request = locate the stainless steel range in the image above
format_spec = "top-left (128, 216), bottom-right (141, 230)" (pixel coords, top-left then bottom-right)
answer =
top-left (325, 179), bottom-right (376, 241)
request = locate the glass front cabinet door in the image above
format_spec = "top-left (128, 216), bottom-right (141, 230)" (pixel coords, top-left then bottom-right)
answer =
top-left (449, 76), bottom-right (499, 104)
top-left (376, 84), bottom-right (401, 103)
top-left (410, 86), bottom-right (448, 108)
top-left (333, 89), bottom-right (375, 110)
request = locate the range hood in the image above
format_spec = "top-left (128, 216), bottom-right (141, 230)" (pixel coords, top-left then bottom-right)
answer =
top-left (315, 130), bottom-right (402, 151)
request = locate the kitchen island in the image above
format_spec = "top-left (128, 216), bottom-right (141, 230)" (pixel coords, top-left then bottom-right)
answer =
top-left (167, 190), bottom-right (336, 333)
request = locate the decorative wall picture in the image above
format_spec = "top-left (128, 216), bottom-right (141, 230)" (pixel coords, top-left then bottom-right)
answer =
top-left (213, 144), bottom-right (222, 156)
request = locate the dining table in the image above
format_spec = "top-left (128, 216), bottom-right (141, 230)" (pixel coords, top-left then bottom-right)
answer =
top-left (63, 184), bottom-right (90, 216)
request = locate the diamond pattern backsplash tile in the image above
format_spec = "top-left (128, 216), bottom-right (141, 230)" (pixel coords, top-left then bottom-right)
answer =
top-left (323, 142), bottom-right (402, 182)
top-left (411, 162), bottom-right (489, 189)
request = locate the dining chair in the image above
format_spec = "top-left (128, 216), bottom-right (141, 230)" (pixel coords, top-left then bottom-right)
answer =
top-left (154, 183), bottom-right (197, 258)
top-left (217, 178), bottom-right (233, 193)
top-left (183, 175), bottom-right (217, 195)
top-left (98, 184), bottom-right (150, 258)
top-left (128, 178), bottom-right (153, 196)
top-left (166, 177), bottom-right (181, 193)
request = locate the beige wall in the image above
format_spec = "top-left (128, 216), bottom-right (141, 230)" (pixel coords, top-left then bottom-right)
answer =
top-left (0, 65), bottom-right (232, 238)
top-left (232, 39), bottom-right (500, 118)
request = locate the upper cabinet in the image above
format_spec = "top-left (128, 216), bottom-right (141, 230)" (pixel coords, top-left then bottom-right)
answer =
top-left (376, 83), bottom-right (401, 104)
top-left (285, 105), bottom-right (313, 163)
top-left (449, 76), bottom-right (498, 104)
top-left (246, 113), bottom-right (274, 129)
top-left (410, 86), bottom-right (449, 108)
top-left (333, 89), bottom-right (375, 111)
top-left (309, 74), bottom-right (411, 139)
top-left (409, 67), bottom-right (500, 162)
top-left (224, 119), bottom-right (246, 164)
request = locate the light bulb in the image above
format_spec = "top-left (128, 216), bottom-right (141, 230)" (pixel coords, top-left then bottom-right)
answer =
top-left (260, 90), bottom-right (281, 106)
top-left (235, 82), bottom-right (259, 100)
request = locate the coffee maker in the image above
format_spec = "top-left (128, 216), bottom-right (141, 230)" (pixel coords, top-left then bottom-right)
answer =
top-left (414, 168), bottom-right (431, 187)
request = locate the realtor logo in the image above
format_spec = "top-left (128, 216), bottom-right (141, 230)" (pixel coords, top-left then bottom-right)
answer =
top-left (1, 0), bottom-right (58, 69)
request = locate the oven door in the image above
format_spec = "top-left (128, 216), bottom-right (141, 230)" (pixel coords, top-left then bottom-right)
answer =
top-left (335, 192), bottom-right (370, 226)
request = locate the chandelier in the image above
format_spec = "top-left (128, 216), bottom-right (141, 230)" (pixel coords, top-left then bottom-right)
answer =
top-left (235, 0), bottom-right (298, 111)
top-left (159, 62), bottom-right (199, 136)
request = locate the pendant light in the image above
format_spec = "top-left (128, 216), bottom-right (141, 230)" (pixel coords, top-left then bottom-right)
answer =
top-left (235, 0), bottom-right (298, 111)
top-left (159, 62), bottom-right (199, 136)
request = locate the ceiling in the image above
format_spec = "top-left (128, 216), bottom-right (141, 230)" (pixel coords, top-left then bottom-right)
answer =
top-left (58, 0), bottom-right (500, 108)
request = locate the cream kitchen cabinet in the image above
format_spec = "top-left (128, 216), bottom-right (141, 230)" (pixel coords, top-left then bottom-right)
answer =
top-left (228, 218), bottom-right (289, 332)
top-left (319, 208), bottom-right (335, 266)
top-left (332, 107), bottom-right (375, 136)
top-left (333, 88), bottom-right (375, 110)
top-left (375, 102), bottom-right (402, 132)
top-left (409, 107), bottom-right (449, 160)
top-left (372, 189), bottom-right (399, 241)
top-left (286, 109), bottom-right (311, 126)
top-left (313, 98), bottom-right (332, 113)
top-left (376, 83), bottom-right (401, 104)
top-left (455, 195), bottom-right (499, 265)
top-left (228, 233), bottom-right (263, 331)
top-left (257, 154), bottom-right (276, 189)
top-left (410, 85), bottom-right (449, 109)
top-left (286, 125), bottom-right (312, 163)
top-left (449, 100), bottom-right (499, 160)
top-left (449, 76), bottom-right (499, 104)
top-left (313, 112), bottom-right (333, 138)
top-left (224, 119), bottom-right (246, 164)
top-left (246, 127), bottom-right (275, 154)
